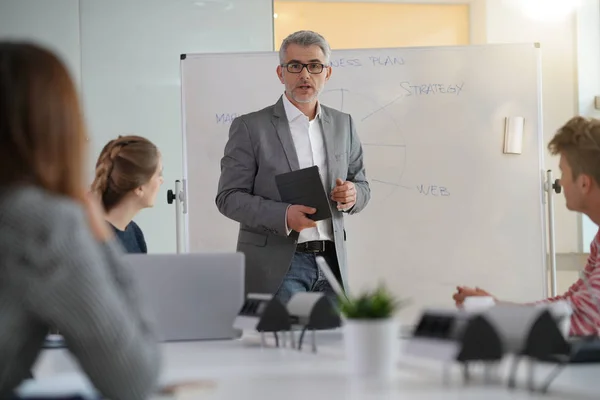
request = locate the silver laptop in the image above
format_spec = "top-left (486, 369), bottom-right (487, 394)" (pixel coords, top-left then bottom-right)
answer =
top-left (123, 252), bottom-right (244, 342)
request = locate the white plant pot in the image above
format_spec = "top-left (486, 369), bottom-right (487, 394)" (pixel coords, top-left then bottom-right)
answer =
top-left (344, 318), bottom-right (399, 379)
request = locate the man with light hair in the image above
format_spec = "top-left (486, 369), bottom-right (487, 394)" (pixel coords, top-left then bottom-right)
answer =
top-left (216, 30), bottom-right (370, 304)
top-left (453, 116), bottom-right (600, 336)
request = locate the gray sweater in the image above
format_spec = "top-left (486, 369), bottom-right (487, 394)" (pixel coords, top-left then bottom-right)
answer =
top-left (0, 186), bottom-right (161, 399)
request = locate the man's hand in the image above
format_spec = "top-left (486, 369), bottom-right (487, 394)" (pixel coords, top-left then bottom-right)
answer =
top-left (331, 178), bottom-right (356, 211)
top-left (286, 205), bottom-right (317, 232)
top-left (452, 286), bottom-right (493, 306)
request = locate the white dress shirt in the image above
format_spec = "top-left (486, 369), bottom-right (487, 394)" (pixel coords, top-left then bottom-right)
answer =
top-left (282, 94), bottom-right (334, 243)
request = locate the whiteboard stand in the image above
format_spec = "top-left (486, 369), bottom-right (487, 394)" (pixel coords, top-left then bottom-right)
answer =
top-left (167, 179), bottom-right (187, 253)
top-left (545, 170), bottom-right (562, 296)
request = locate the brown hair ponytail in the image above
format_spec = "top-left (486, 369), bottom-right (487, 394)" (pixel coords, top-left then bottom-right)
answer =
top-left (92, 135), bottom-right (159, 211)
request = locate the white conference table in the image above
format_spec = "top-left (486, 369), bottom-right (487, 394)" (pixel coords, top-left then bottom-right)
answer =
top-left (31, 331), bottom-right (599, 400)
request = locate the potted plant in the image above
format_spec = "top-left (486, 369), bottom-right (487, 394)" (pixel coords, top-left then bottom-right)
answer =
top-left (338, 285), bottom-right (405, 379)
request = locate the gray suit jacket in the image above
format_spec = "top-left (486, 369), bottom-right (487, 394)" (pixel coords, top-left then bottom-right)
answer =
top-left (216, 96), bottom-right (370, 295)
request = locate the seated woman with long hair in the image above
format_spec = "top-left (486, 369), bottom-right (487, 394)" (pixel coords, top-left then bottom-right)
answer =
top-left (92, 135), bottom-right (163, 253)
top-left (0, 42), bottom-right (161, 399)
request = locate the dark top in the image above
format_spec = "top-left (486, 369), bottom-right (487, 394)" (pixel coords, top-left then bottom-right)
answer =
top-left (110, 221), bottom-right (147, 254)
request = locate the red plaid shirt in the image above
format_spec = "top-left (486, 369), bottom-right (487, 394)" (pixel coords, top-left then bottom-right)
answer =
top-left (544, 229), bottom-right (600, 336)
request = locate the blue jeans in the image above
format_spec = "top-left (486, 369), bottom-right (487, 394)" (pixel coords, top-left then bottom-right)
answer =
top-left (274, 250), bottom-right (341, 306)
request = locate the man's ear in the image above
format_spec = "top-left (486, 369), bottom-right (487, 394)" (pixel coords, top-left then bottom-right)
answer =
top-left (580, 174), bottom-right (593, 193)
top-left (276, 65), bottom-right (284, 84)
top-left (325, 65), bottom-right (332, 82)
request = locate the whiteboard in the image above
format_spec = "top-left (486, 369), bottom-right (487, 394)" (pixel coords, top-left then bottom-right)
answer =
top-left (180, 44), bottom-right (547, 322)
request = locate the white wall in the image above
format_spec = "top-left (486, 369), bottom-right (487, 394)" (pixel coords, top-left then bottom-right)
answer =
top-left (78, 0), bottom-right (274, 253)
top-left (1, 0), bottom-right (598, 256)
top-left (0, 0), bottom-right (81, 84)
top-left (0, 0), bottom-right (274, 254)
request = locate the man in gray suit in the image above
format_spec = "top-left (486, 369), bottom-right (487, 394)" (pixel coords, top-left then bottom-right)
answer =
top-left (216, 30), bottom-right (370, 304)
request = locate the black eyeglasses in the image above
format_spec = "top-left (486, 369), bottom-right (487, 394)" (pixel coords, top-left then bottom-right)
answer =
top-left (281, 62), bottom-right (327, 74)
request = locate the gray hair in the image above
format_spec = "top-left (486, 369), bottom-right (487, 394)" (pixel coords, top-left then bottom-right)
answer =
top-left (278, 30), bottom-right (331, 65)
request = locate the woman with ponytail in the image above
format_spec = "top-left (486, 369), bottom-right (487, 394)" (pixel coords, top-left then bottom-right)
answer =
top-left (91, 135), bottom-right (163, 253)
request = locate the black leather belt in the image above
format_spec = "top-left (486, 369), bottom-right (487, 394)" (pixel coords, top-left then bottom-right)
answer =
top-left (296, 240), bottom-right (333, 253)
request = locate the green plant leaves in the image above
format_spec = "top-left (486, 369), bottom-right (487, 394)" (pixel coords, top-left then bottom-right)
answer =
top-left (339, 285), bottom-right (407, 319)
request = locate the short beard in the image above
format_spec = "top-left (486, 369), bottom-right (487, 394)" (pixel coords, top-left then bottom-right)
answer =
top-left (287, 85), bottom-right (321, 104)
